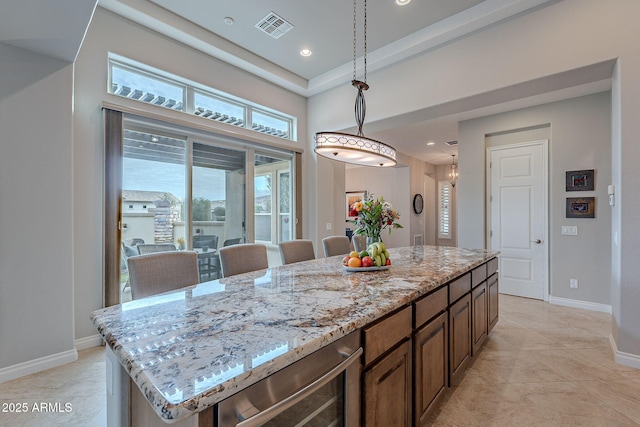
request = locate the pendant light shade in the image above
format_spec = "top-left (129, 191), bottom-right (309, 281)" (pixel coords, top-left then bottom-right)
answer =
top-left (314, 132), bottom-right (397, 167)
top-left (314, 0), bottom-right (397, 167)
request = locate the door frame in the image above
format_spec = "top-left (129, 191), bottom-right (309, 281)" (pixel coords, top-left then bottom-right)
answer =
top-left (486, 140), bottom-right (549, 301)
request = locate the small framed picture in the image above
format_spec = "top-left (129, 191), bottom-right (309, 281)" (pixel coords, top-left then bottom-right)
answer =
top-left (566, 197), bottom-right (595, 218)
top-left (346, 191), bottom-right (367, 222)
top-left (566, 169), bottom-right (595, 191)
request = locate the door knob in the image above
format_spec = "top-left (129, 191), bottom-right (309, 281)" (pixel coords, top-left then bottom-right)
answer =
top-left (531, 239), bottom-right (542, 244)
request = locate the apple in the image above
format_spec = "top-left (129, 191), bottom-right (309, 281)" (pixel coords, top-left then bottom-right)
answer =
top-left (362, 256), bottom-right (374, 267)
top-left (342, 255), bottom-right (350, 266)
top-left (385, 259), bottom-right (391, 266)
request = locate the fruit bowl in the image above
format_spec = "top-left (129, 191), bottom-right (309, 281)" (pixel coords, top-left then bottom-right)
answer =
top-left (342, 265), bottom-right (390, 272)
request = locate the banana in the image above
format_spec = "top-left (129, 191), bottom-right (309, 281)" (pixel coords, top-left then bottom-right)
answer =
top-left (368, 244), bottom-right (378, 257)
top-left (384, 249), bottom-right (390, 259)
top-left (380, 252), bottom-right (387, 266)
top-left (375, 255), bottom-right (382, 267)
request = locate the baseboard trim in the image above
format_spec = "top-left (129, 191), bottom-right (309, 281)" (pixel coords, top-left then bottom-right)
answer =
top-left (75, 334), bottom-right (104, 350)
top-left (548, 295), bottom-right (612, 314)
top-left (609, 334), bottom-right (640, 369)
top-left (0, 335), bottom-right (105, 384)
top-left (0, 349), bottom-right (78, 384)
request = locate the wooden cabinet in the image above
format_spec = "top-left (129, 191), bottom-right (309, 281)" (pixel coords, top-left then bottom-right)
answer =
top-left (361, 257), bottom-right (498, 424)
top-left (449, 293), bottom-right (471, 386)
top-left (488, 273), bottom-right (499, 332)
top-left (471, 281), bottom-right (488, 356)
top-left (363, 340), bottom-right (412, 427)
top-left (362, 306), bottom-right (412, 427)
top-left (414, 311), bottom-right (448, 426)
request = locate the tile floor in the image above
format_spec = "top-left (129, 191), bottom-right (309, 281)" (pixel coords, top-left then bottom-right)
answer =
top-left (1, 295), bottom-right (639, 426)
top-left (427, 295), bottom-right (640, 426)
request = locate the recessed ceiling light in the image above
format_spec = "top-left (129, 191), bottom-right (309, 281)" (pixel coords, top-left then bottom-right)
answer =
top-left (395, 0), bottom-right (411, 5)
top-left (224, 17), bottom-right (235, 25)
top-left (426, 141), bottom-right (435, 146)
top-left (300, 49), bottom-right (312, 57)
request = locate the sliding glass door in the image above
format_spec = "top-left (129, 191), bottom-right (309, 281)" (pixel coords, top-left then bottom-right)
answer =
top-left (107, 113), bottom-right (297, 304)
top-left (254, 152), bottom-right (293, 247)
top-left (120, 128), bottom-right (188, 302)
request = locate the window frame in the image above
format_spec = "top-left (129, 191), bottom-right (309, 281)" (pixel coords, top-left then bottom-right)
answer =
top-left (108, 54), bottom-right (296, 141)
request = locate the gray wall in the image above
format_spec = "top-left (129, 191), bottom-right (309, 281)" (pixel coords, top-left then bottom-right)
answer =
top-left (459, 92), bottom-right (612, 305)
top-left (0, 44), bottom-right (75, 369)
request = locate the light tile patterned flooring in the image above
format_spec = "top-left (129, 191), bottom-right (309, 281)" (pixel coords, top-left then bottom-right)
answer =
top-left (1, 295), bottom-right (639, 426)
top-left (427, 295), bottom-right (640, 426)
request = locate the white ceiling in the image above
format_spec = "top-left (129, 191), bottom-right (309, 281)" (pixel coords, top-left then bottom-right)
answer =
top-left (2, 0), bottom-right (611, 165)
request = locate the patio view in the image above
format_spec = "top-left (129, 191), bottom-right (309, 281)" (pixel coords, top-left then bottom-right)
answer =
top-left (119, 128), bottom-right (292, 302)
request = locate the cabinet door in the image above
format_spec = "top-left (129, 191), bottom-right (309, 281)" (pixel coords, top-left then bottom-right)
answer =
top-left (471, 282), bottom-right (488, 356)
top-left (449, 294), bottom-right (471, 386)
top-left (488, 274), bottom-right (499, 332)
top-left (414, 311), bottom-right (448, 426)
top-left (363, 340), bottom-right (412, 427)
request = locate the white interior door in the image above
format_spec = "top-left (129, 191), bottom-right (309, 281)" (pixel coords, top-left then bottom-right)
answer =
top-left (489, 141), bottom-right (548, 300)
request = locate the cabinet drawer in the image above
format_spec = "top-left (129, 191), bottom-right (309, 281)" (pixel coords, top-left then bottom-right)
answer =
top-left (364, 306), bottom-right (412, 366)
top-left (487, 257), bottom-right (498, 277)
top-left (471, 264), bottom-right (487, 289)
top-left (448, 273), bottom-right (471, 303)
top-left (414, 287), bottom-right (448, 329)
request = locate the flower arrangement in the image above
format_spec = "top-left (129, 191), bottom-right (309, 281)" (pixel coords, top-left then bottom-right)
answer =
top-left (351, 194), bottom-right (403, 243)
top-left (176, 237), bottom-right (186, 250)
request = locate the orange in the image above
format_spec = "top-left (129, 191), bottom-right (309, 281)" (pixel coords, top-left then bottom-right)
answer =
top-left (349, 250), bottom-right (360, 258)
top-left (348, 257), bottom-right (362, 268)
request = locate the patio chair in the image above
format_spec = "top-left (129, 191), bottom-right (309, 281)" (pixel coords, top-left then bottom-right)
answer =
top-left (193, 235), bottom-right (219, 251)
top-left (279, 240), bottom-right (315, 265)
top-left (218, 243), bottom-right (268, 277)
top-left (223, 238), bottom-right (242, 247)
top-left (127, 251), bottom-right (199, 299)
top-left (136, 243), bottom-right (176, 255)
top-left (322, 236), bottom-right (351, 257)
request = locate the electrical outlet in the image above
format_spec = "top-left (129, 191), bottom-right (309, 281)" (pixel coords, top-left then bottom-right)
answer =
top-left (570, 279), bottom-right (578, 289)
top-left (326, 222), bottom-right (332, 231)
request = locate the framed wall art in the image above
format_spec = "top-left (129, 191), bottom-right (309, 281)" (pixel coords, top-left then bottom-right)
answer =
top-left (346, 191), bottom-right (367, 222)
top-left (566, 169), bottom-right (595, 191)
top-left (566, 197), bottom-right (595, 218)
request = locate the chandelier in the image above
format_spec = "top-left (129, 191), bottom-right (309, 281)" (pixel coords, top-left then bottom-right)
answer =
top-left (448, 154), bottom-right (458, 187)
top-left (314, 0), bottom-right (397, 167)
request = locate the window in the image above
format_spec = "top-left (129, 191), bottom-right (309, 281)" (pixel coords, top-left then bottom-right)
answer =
top-left (438, 181), bottom-right (451, 239)
top-left (108, 55), bottom-right (295, 141)
top-left (110, 61), bottom-right (185, 111)
top-left (105, 109), bottom-right (301, 305)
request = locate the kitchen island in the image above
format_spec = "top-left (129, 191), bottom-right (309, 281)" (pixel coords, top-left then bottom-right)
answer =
top-left (91, 245), bottom-right (498, 426)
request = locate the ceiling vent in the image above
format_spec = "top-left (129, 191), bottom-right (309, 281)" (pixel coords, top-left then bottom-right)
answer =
top-left (445, 140), bottom-right (458, 146)
top-left (255, 12), bottom-right (293, 39)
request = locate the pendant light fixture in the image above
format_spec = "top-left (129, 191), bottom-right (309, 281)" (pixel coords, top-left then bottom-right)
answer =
top-left (314, 0), bottom-right (397, 167)
top-left (448, 154), bottom-right (458, 188)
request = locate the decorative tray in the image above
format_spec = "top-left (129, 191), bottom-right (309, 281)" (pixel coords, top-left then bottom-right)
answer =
top-left (342, 265), bottom-right (390, 272)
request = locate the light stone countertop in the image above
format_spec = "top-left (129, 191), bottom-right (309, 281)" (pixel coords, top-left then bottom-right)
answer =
top-left (91, 245), bottom-right (497, 422)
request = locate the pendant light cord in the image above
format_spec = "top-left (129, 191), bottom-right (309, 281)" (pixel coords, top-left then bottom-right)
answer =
top-left (352, 0), bottom-right (367, 83)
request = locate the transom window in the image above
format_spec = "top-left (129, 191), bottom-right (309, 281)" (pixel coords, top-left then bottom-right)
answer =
top-left (108, 54), bottom-right (295, 141)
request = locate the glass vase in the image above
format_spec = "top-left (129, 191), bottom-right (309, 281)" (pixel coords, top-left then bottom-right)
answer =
top-left (366, 234), bottom-right (382, 247)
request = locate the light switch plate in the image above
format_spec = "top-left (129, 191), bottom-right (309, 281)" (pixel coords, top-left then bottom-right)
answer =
top-left (562, 226), bottom-right (578, 236)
